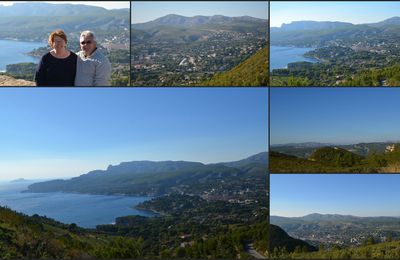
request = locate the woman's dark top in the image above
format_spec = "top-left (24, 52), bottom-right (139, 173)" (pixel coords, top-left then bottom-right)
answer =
top-left (35, 51), bottom-right (77, 86)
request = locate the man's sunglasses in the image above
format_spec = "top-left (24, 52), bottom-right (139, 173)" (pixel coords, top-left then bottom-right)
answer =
top-left (80, 41), bottom-right (92, 45)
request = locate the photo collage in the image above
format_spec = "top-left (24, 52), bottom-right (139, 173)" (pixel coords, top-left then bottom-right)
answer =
top-left (0, 1), bottom-right (400, 259)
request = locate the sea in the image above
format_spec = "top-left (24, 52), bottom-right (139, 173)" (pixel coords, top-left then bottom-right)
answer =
top-left (0, 180), bottom-right (154, 228)
top-left (0, 39), bottom-right (45, 71)
top-left (270, 46), bottom-right (317, 71)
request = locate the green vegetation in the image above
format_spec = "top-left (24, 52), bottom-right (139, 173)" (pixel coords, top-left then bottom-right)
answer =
top-left (18, 153), bottom-right (267, 258)
top-left (270, 18), bottom-right (400, 86)
top-left (274, 240), bottom-right (400, 259)
top-left (97, 194), bottom-right (267, 258)
top-left (0, 206), bottom-right (143, 259)
top-left (270, 144), bottom-right (400, 173)
top-left (202, 47), bottom-right (268, 86)
top-left (131, 15), bottom-right (268, 86)
top-left (270, 224), bottom-right (317, 258)
top-left (4, 63), bottom-right (36, 81)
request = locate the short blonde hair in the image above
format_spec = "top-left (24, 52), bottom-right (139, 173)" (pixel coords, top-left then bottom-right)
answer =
top-left (48, 29), bottom-right (68, 47)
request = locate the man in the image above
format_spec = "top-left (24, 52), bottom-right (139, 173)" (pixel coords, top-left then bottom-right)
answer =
top-left (75, 31), bottom-right (111, 86)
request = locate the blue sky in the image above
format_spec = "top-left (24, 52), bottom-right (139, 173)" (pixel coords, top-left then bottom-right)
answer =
top-left (0, 1), bottom-right (130, 9)
top-left (0, 88), bottom-right (267, 181)
top-left (131, 1), bottom-right (268, 23)
top-left (271, 174), bottom-right (400, 217)
top-left (271, 1), bottom-right (400, 27)
top-left (271, 88), bottom-right (400, 145)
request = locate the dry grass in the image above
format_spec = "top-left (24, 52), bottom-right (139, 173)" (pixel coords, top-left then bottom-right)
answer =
top-left (380, 162), bottom-right (400, 173)
top-left (0, 75), bottom-right (35, 86)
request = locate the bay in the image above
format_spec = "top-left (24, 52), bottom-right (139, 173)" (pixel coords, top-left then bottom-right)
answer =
top-left (0, 180), bottom-right (154, 228)
top-left (0, 39), bottom-right (45, 71)
top-left (270, 46), bottom-right (317, 71)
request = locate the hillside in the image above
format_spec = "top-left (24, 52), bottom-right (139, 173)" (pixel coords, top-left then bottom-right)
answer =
top-left (0, 3), bottom-right (129, 42)
top-left (0, 75), bottom-right (34, 86)
top-left (26, 152), bottom-right (268, 196)
top-left (201, 47), bottom-right (268, 86)
top-left (270, 142), bottom-right (400, 173)
top-left (0, 206), bottom-right (142, 259)
top-left (131, 14), bottom-right (268, 86)
top-left (133, 14), bottom-right (267, 31)
top-left (270, 17), bottom-right (400, 86)
top-left (308, 147), bottom-right (364, 167)
top-left (270, 224), bottom-right (317, 255)
top-left (273, 239), bottom-right (400, 259)
top-left (270, 214), bottom-right (400, 249)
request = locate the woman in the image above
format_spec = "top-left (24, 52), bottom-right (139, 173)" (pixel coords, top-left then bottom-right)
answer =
top-left (35, 30), bottom-right (77, 86)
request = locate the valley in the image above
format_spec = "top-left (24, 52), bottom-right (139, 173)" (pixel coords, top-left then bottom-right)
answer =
top-left (131, 14), bottom-right (268, 86)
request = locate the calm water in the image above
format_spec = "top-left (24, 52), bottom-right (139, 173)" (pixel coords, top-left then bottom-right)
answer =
top-left (270, 46), bottom-right (317, 71)
top-left (0, 39), bottom-right (45, 71)
top-left (0, 181), bottom-right (154, 228)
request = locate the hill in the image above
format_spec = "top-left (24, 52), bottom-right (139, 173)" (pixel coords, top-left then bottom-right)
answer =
top-left (270, 224), bottom-right (317, 255)
top-left (131, 14), bottom-right (267, 86)
top-left (201, 47), bottom-right (268, 86)
top-left (0, 3), bottom-right (129, 43)
top-left (26, 152), bottom-right (268, 196)
top-left (308, 146), bottom-right (364, 167)
top-left (270, 214), bottom-right (400, 249)
top-left (270, 142), bottom-right (400, 172)
top-left (133, 14), bottom-right (267, 30)
top-left (270, 17), bottom-right (400, 86)
top-left (0, 206), bottom-right (142, 259)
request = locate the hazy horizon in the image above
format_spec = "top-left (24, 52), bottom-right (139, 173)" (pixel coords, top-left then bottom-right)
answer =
top-left (271, 174), bottom-right (400, 217)
top-left (271, 88), bottom-right (400, 145)
top-left (0, 1), bottom-right (130, 10)
top-left (131, 1), bottom-right (268, 24)
top-left (271, 1), bottom-right (400, 27)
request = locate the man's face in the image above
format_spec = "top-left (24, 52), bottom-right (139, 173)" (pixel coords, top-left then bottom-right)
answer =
top-left (80, 35), bottom-right (96, 56)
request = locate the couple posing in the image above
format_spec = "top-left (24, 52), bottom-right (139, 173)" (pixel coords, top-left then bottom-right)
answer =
top-left (35, 30), bottom-right (111, 86)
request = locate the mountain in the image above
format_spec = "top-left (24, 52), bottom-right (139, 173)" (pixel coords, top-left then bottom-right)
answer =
top-left (271, 142), bottom-right (395, 158)
top-left (202, 47), bottom-right (268, 86)
top-left (270, 18), bottom-right (400, 47)
top-left (270, 214), bottom-right (400, 247)
top-left (133, 14), bottom-right (267, 30)
top-left (220, 151), bottom-right (268, 168)
top-left (277, 21), bottom-right (353, 31)
top-left (0, 3), bottom-right (129, 42)
top-left (271, 142), bottom-right (333, 148)
top-left (0, 2), bottom-right (112, 16)
top-left (26, 152), bottom-right (267, 196)
top-left (368, 16), bottom-right (400, 27)
top-left (270, 224), bottom-right (317, 253)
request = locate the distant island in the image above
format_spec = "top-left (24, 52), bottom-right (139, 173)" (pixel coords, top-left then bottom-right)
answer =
top-left (270, 142), bottom-right (400, 173)
top-left (270, 17), bottom-right (400, 86)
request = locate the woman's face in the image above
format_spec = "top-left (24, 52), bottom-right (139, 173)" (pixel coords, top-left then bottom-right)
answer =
top-left (53, 35), bottom-right (66, 51)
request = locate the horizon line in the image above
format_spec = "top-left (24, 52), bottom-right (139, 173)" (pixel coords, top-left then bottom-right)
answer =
top-left (271, 213), bottom-right (400, 218)
top-left (271, 15), bottom-right (400, 28)
top-left (132, 13), bottom-right (268, 24)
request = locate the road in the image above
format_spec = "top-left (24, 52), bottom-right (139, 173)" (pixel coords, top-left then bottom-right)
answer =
top-left (245, 243), bottom-right (267, 259)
